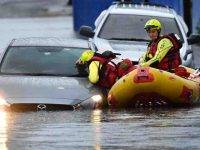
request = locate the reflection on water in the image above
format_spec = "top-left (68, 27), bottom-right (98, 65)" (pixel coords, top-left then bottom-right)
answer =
top-left (91, 109), bottom-right (102, 124)
top-left (91, 110), bottom-right (102, 150)
top-left (0, 110), bottom-right (8, 150)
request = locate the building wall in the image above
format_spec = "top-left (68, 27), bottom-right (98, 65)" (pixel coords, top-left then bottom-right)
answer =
top-left (192, 0), bottom-right (200, 33)
top-left (73, 0), bottom-right (114, 31)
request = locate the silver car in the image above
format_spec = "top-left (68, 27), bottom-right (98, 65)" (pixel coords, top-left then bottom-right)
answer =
top-left (0, 37), bottom-right (105, 111)
top-left (80, 2), bottom-right (200, 67)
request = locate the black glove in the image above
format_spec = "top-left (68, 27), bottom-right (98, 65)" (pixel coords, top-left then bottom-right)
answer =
top-left (101, 50), bottom-right (116, 59)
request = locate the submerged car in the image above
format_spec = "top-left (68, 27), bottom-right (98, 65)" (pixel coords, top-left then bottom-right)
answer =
top-left (80, 2), bottom-right (200, 67)
top-left (0, 37), bottom-right (104, 111)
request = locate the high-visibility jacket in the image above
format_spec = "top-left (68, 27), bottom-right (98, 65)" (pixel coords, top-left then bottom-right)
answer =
top-left (88, 56), bottom-right (118, 88)
top-left (139, 33), bottom-right (182, 71)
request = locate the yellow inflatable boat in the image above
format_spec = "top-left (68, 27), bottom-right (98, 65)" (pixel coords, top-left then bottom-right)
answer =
top-left (107, 67), bottom-right (200, 108)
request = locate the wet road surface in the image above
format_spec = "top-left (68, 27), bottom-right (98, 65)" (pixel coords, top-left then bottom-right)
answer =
top-left (0, 16), bottom-right (75, 51)
top-left (1, 107), bottom-right (200, 150)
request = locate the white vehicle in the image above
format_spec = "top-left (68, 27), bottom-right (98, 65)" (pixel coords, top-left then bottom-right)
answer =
top-left (80, 2), bottom-right (200, 67)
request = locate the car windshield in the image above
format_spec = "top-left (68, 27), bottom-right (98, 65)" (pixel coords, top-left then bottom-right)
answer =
top-left (98, 14), bottom-right (183, 41)
top-left (0, 46), bottom-right (87, 77)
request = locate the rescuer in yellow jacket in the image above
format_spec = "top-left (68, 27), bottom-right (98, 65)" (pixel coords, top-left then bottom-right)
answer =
top-left (139, 19), bottom-right (182, 71)
top-left (76, 50), bottom-right (118, 88)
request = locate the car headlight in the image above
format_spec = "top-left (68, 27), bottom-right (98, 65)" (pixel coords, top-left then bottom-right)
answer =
top-left (91, 95), bottom-right (102, 103)
top-left (80, 94), bottom-right (103, 109)
top-left (0, 98), bottom-right (10, 106)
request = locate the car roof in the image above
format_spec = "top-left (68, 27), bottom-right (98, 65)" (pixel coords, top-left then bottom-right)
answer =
top-left (10, 37), bottom-right (89, 48)
top-left (109, 3), bottom-right (175, 18)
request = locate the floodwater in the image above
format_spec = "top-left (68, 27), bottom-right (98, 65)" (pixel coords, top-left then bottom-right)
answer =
top-left (0, 17), bottom-right (200, 149)
top-left (0, 16), bottom-right (75, 50)
top-left (1, 107), bottom-right (200, 149)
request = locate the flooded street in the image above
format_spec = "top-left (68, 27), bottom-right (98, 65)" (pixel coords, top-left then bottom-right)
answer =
top-left (0, 16), bottom-right (75, 50)
top-left (1, 108), bottom-right (200, 149)
top-left (0, 16), bottom-right (200, 149)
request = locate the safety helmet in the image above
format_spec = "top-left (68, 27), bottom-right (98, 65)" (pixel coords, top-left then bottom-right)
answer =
top-left (144, 19), bottom-right (162, 31)
top-left (80, 50), bottom-right (94, 63)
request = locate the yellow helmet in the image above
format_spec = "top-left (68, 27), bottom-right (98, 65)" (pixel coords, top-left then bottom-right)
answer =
top-left (144, 19), bottom-right (162, 31)
top-left (80, 50), bottom-right (94, 63)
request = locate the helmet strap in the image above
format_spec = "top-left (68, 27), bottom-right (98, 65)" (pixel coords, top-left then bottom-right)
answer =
top-left (157, 29), bottom-right (161, 38)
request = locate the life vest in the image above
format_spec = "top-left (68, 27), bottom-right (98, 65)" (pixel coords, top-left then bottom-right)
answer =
top-left (89, 55), bottom-right (118, 88)
top-left (174, 66), bottom-right (190, 78)
top-left (146, 33), bottom-right (182, 71)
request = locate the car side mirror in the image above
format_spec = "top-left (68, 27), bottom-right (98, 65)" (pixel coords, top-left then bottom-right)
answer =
top-left (79, 26), bottom-right (95, 38)
top-left (187, 34), bottom-right (200, 45)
